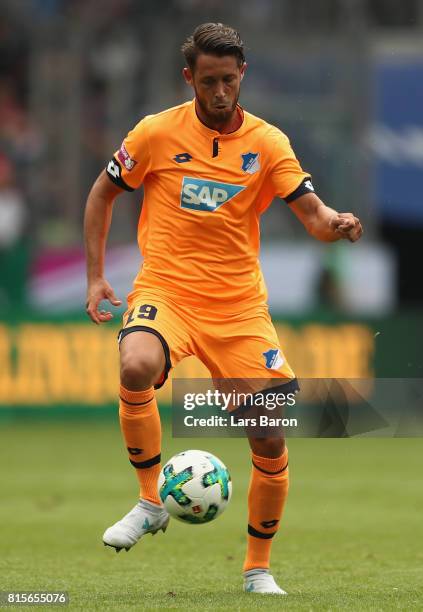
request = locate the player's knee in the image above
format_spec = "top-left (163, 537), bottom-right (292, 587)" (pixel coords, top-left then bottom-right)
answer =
top-left (249, 437), bottom-right (285, 458)
top-left (120, 353), bottom-right (163, 390)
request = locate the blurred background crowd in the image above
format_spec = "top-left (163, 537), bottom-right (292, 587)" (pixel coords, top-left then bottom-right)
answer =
top-left (1, 0), bottom-right (422, 317)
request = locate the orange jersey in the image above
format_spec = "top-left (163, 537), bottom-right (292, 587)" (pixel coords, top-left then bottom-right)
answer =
top-left (106, 99), bottom-right (312, 311)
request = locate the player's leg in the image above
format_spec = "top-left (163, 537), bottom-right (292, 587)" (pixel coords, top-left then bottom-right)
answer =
top-left (243, 435), bottom-right (289, 594)
top-left (119, 331), bottom-right (166, 506)
top-left (103, 330), bottom-right (170, 551)
top-left (196, 305), bottom-right (295, 593)
top-left (103, 294), bottom-right (194, 552)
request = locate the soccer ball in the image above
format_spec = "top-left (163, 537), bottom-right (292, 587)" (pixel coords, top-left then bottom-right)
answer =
top-left (158, 450), bottom-right (232, 524)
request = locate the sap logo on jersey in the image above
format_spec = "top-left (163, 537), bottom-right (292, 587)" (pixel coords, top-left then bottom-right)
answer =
top-left (180, 177), bottom-right (246, 212)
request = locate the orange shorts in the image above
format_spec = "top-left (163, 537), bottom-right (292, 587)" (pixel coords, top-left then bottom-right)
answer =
top-left (118, 290), bottom-right (296, 392)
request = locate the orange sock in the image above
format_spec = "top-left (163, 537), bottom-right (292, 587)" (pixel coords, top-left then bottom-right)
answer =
top-left (119, 385), bottom-right (162, 505)
top-left (243, 447), bottom-right (289, 572)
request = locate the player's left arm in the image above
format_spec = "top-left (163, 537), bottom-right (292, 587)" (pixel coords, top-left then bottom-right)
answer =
top-left (267, 128), bottom-right (363, 243)
top-left (288, 192), bottom-right (363, 243)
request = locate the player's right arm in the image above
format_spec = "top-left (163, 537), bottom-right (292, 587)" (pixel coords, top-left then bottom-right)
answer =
top-left (84, 117), bottom-right (151, 323)
top-left (84, 170), bottom-right (124, 324)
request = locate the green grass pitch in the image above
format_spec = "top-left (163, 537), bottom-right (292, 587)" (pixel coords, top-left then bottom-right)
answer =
top-left (1, 420), bottom-right (422, 610)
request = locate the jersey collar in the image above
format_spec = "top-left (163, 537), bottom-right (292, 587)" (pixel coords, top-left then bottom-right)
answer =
top-left (189, 98), bottom-right (247, 138)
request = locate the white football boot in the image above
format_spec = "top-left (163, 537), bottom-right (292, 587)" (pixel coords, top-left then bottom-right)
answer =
top-left (243, 569), bottom-right (287, 595)
top-left (103, 499), bottom-right (170, 552)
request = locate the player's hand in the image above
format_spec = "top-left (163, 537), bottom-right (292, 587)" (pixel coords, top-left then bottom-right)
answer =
top-left (86, 278), bottom-right (122, 324)
top-left (329, 213), bottom-right (363, 242)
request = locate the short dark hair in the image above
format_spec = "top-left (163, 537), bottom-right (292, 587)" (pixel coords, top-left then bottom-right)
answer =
top-left (181, 23), bottom-right (245, 70)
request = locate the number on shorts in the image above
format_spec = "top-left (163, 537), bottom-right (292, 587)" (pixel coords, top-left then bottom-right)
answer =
top-left (125, 304), bottom-right (158, 327)
top-left (125, 309), bottom-right (135, 326)
top-left (137, 304), bottom-right (157, 320)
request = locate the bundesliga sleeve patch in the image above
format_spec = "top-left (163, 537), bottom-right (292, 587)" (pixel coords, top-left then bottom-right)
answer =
top-left (285, 177), bottom-right (315, 203)
top-left (106, 157), bottom-right (135, 191)
top-left (117, 142), bottom-right (137, 171)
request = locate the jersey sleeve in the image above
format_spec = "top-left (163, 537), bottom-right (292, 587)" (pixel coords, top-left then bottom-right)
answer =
top-left (268, 129), bottom-right (315, 202)
top-left (106, 118), bottom-right (152, 191)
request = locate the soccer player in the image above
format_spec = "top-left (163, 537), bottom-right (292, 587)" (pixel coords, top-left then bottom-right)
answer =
top-left (84, 23), bottom-right (362, 595)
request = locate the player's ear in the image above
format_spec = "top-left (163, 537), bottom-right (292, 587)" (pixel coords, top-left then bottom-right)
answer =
top-left (240, 62), bottom-right (247, 81)
top-left (183, 67), bottom-right (193, 86)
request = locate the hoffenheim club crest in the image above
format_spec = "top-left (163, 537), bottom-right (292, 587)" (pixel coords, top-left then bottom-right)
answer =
top-left (263, 349), bottom-right (284, 370)
top-left (241, 152), bottom-right (260, 174)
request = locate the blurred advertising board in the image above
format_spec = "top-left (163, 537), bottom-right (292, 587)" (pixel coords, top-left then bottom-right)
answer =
top-left (0, 312), bottom-right (421, 416)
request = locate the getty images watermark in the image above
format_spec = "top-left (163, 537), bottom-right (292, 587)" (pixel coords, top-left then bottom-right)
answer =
top-left (172, 378), bottom-right (423, 438)
top-left (172, 380), bottom-right (301, 437)
top-left (182, 388), bottom-right (298, 429)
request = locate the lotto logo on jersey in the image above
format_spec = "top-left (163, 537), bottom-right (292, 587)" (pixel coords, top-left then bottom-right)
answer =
top-left (180, 177), bottom-right (246, 212)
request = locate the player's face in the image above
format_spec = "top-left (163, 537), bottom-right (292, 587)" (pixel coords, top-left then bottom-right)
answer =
top-left (183, 54), bottom-right (246, 127)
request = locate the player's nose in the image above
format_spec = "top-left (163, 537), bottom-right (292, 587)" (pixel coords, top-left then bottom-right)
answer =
top-left (214, 83), bottom-right (226, 99)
